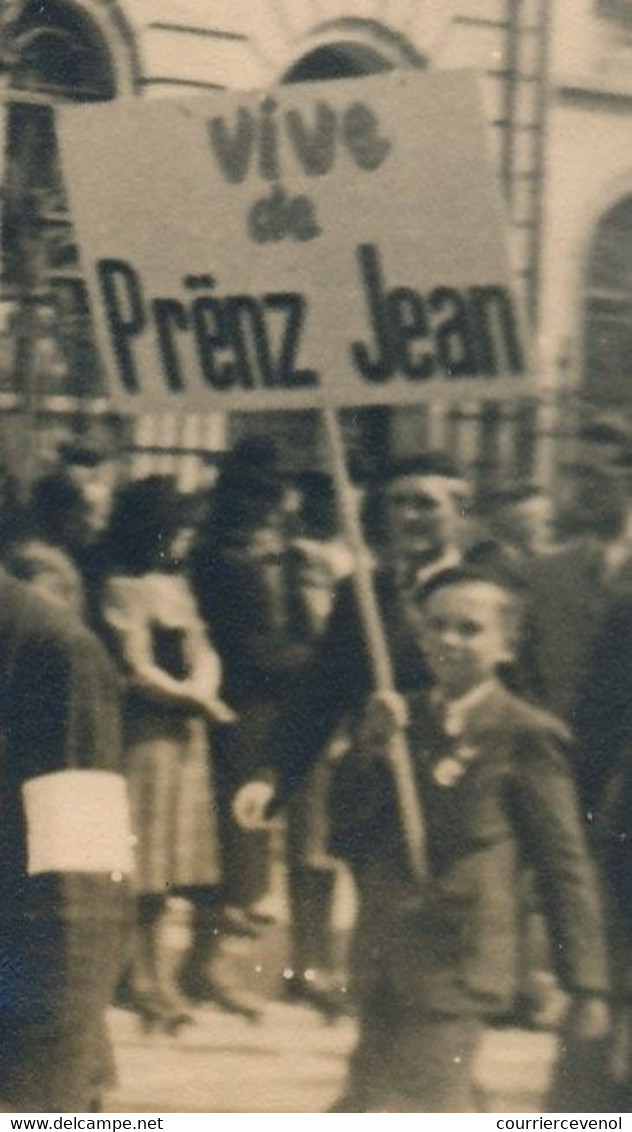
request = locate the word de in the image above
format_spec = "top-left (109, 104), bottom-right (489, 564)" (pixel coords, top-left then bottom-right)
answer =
top-left (248, 184), bottom-right (321, 244)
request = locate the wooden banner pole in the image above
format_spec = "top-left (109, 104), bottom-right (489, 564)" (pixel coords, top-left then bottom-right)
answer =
top-left (321, 404), bottom-right (427, 882)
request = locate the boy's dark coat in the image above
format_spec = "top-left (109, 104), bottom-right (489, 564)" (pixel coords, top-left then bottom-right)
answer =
top-left (329, 683), bottom-right (609, 1015)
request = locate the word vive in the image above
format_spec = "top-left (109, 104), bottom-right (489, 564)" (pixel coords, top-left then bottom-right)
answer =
top-left (206, 97), bottom-right (392, 185)
top-left (96, 244), bottom-right (525, 399)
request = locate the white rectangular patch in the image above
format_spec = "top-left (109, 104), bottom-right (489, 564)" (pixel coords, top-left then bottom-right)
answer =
top-left (23, 770), bottom-right (135, 876)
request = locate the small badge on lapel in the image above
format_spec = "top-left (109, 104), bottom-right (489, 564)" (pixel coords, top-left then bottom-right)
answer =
top-left (432, 745), bottom-right (479, 788)
top-left (432, 757), bottom-right (465, 788)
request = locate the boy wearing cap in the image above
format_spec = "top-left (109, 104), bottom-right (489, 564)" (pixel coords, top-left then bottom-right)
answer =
top-left (327, 567), bottom-right (610, 1112)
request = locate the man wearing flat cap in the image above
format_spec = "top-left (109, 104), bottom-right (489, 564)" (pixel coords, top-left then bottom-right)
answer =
top-left (234, 451), bottom-right (473, 822)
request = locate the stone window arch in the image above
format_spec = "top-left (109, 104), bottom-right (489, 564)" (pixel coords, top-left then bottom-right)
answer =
top-left (1, 1), bottom-right (135, 406)
top-left (7, 0), bottom-right (117, 100)
top-left (282, 17), bottom-right (427, 83)
top-left (582, 193), bottom-right (632, 407)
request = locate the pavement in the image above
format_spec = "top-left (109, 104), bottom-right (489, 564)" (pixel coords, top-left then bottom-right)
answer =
top-left (104, 887), bottom-right (561, 1115)
top-left (105, 1000), bottom-right (559, 1115)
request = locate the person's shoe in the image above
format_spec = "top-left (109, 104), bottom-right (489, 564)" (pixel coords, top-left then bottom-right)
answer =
top-left (113, 972), bottom-right (139, 1013)
top-left (219, 905), bottom-right (261, 940)
top-left (118, 985), bottom-right (193, 1035)
top-left (157, 991), bottom-right (195, 1035)
top-left (247, 892), bottom-right (284, 924)
top-left (179, 966), bottom-right (261, 1023)
top-left (246, 906), bottom-right (276, 927)
top-left (282, 969), bottom-right (347, 1022)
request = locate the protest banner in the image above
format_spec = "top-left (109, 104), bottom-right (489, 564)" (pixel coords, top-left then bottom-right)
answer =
top-left (57, 69), bottom-right (530, 415)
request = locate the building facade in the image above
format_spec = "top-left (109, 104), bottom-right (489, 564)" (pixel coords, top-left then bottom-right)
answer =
top-left (0, 0), bottom-right (630, 487)
top-left (543, 0), bottom-right (632, 414)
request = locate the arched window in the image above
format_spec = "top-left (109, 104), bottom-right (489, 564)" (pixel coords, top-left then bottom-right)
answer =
top-left (1, 1), bottom-right (123, 402)
top-left (8, 0), bottom-right (116, 100)
top-left (583, 194), bottom-right (632, 406)
top-left (284, 41), bottom-right (396, 83)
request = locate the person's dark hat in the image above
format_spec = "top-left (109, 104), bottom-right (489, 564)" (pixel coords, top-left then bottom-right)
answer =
top-left (221, 436), bottom-right (280, 478)
top-left (210, 462), bottom-right (286, 537)
top-left (292, 470), bottom-right (335, 500)
top-left (413, 564), bottom-right (520, 607)
top-left (32, 472), bottom-right (85, 519)
top-left (377, 451), bottom-right (462, 482)
top-left (214, 463), bottom-right (285, 505)
top-left (29, 472), bottom-right (91, 549)
top-left (105, 475), bottom-right (183, 559)
top-left (214, 436), bottom-right (284, 504)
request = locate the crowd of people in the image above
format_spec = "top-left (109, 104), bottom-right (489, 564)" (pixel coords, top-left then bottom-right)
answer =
top-left (0, 422), bottom-right (631, 1113)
